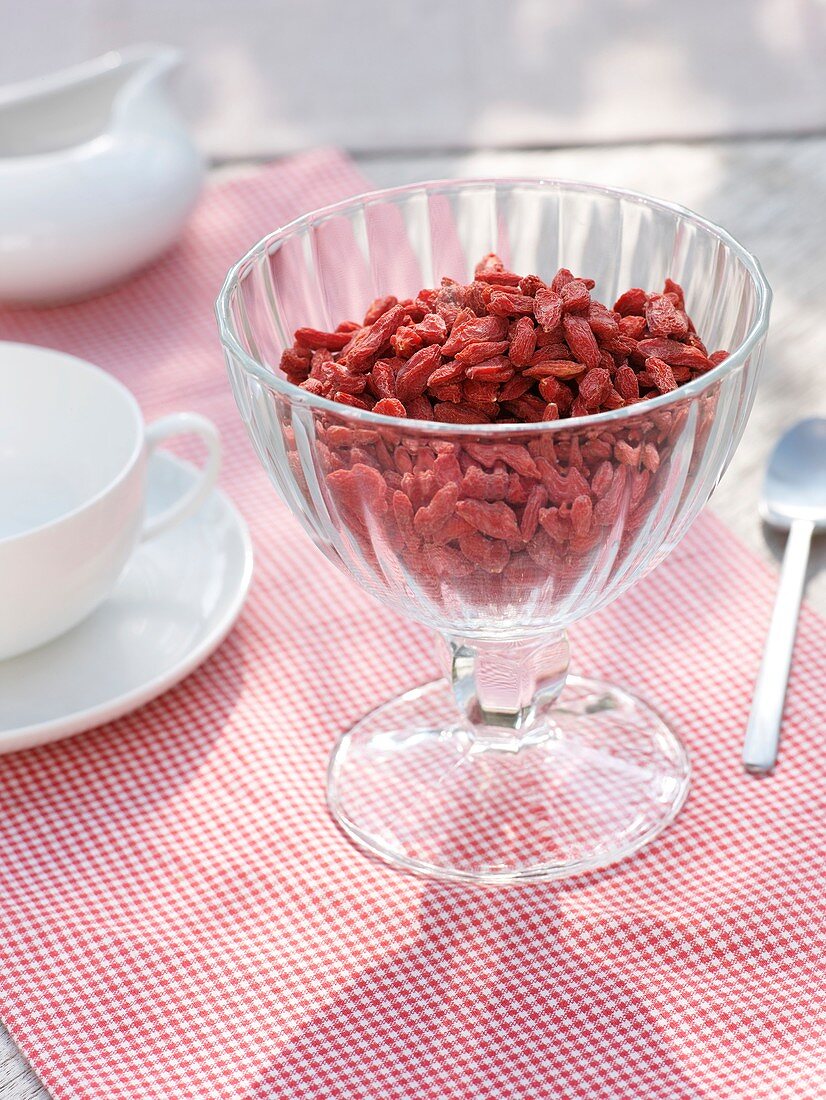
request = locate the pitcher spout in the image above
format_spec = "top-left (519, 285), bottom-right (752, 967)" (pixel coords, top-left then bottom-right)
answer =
top-left (109, 43), bottom-right (182, 116)
top-left (0, 44), bottom-right (185, 158)
top-left (114, 44), bottom-right (182, 87)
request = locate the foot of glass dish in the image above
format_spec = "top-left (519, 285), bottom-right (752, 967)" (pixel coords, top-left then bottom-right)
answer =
top-left (327, 676), bottom-right (690, 884)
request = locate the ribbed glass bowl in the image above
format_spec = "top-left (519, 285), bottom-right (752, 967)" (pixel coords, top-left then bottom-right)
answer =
top-left (217, 179), bottom-right (771, 883)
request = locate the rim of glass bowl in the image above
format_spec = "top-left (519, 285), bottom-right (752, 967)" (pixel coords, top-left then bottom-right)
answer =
top-left (216, 177), bottom-right (772, 435)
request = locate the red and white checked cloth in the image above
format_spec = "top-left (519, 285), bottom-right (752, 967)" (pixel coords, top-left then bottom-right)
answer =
top-left (0, 150), bottom-right (823, 1100)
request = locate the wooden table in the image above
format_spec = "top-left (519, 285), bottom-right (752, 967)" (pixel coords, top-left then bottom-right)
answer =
top-left (2, 136), bottom-right (825, 1099)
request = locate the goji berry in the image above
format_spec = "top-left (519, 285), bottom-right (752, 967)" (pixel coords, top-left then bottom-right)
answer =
top-left (614, 440), bottom-right (641, 466)
top-left (406, 395), bottom-right (434, 421)
top-left (645, 293), bottom-right (689, 339)
top-left (529, 360), bottom-right (585, 380)
top-left (520, 483), bottom-right (548, 541)
top-left (430, 382), bottom-right (464, 404)
top-left (433, 450), bottom-right (463, 487)
top-left (593, 465), bottom-right (629, 524)
top-left (459, 531), bottom-right (511, 573)
top-left (618, 314), bottom-right (646, 339)
top-left (534, 288), bottom-right (564, 332)
top-left (333, 392), bottom-right (370, 409)
top-left (461, 464), bottom-right (510, 501)
top-left (636, 338), bottom-right (711, 370)
top-left (641, 443), bottom-right (660, 473)
top-left (613, 288), bottom-right (647, 316)
top-left (644, 356), bottom-right (678, 394)
top-left (487, 290), bottom-right (536, 316)
top-left (340, 304), bottom-right (407, 368)
top-left (431, 514), bottom-right (474, 545)
top-left (503, 396), bottom-right (546, 422)
top-left (562, 314), bottom-right (601, 371)
top-left (373, 397), bottom-right (407, 417)
top-left (463, 442), bottom-right (541, 479)
top-left (392, 490), bottom-right (418, 549)
top-left (328, 463), bottom-right (388, 514)
top-left (560, 280), bottom-right (591, 313)
top-left (465, 358), bottom-right (514, 383)
top-left (578, 367), bottom-right (612, 408)
top-left (499, 374), bottom-right (533, 402)
top-left (294, 327), bottom-right (353, 351)
top-left (508, 316), bottom-right (537, 367)
top-left (369, 358), bottom-right (400, 401)
top-left (433, 402), bottom-right (488, 424)
top-left (518, 274), bottom-right (547, 297)
top-left (413, 482), bottom-right (460, 538)
top-left (454, 340), bottom-right (511, 365)
top-left (550, 268), bottom-right (575, 292)
top-left (456, 499), bottom-right (521, 541)
top-left (463, 379), bottom-right (503, 405)
top-left (395, 344), bottom-right (443, 403)
top-left (431, 545), bottom-right (475, 577)
top-left (571, 494), bottom-right (593, 537)
top-left (441, 312), bottom-right (508, 355)
top-left (427, 360), bottom-right (466, 387)
top-left (614, 365), bottom-right (640, 401)
top-left (363, 296), bottom-right (399, 326)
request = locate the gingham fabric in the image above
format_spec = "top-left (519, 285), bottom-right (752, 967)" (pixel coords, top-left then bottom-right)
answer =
top-left (0, 150), bottom-right (823, 1100)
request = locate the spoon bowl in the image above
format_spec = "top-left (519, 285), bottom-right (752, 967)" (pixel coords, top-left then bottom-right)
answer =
top-left (761, 418), bottom-right (826, 530)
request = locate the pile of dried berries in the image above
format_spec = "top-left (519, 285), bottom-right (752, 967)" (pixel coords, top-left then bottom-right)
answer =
top-left (280, 253), bottom-right (728, 425)
top-left (277, 256), bottom-right (726, 594)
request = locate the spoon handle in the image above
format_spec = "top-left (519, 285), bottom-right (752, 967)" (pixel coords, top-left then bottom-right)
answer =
top-left (743, 517), bottom-right (814, 773)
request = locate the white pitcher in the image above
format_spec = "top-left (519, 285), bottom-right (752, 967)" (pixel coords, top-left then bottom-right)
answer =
top-left (0, 45), bottom-right (204, 304)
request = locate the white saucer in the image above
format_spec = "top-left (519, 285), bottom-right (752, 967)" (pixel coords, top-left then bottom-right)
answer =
top-left (0, 452), bottom-right (253, 754)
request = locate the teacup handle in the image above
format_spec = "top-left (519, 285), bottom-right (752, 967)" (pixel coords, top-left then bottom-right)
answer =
top-left (141, 413), bottom-right (222, 542)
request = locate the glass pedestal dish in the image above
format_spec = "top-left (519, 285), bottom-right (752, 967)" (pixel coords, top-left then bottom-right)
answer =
top-left (217, 179), bottom-right (770, 883)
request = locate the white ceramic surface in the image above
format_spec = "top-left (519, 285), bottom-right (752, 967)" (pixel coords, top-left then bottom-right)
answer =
top-left (0, 342), bottom-right (221, 659)
top-left (0, 44), bottom-right (204, 303)
top-left (0, 451), bottom-right (253, 754)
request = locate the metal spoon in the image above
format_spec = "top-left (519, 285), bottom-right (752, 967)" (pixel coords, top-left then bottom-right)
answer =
top-left (743, 418), bottom-right (826, 774)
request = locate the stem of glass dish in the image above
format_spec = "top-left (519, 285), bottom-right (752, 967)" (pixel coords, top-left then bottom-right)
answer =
top-left (439, 632), bottom-right (570, 748)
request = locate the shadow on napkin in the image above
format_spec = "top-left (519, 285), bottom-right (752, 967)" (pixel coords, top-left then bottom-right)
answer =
top-left (253, 881), bottom-right (703, 1100)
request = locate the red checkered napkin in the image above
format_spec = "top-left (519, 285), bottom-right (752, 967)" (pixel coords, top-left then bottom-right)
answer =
top-left (0, 151), bottom-right (823, 1100)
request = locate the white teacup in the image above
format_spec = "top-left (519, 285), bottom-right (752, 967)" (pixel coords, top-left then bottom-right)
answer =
top-left (0, 342), bottom-right (221, 660)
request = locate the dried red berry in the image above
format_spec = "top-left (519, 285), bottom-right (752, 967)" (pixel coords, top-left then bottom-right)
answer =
top-left (562, 314), bottom-right (601, 371)
top-left (456, 499), bottom-right (521, 541)
top-left (373, 397), bottom-right (407, 417)
top-left (613, 288), bottom-right (647, 316)
top-left (534, 288), bottom-right (564, 332)
top-left (508, 316), bottom-right (537, 367)
top-left (487, 289), bottom-right (536, 316)
top-left (396, 344), bottom-right (443, 403)
top-left (363, 296), bottom-right (399, 326)
top-left (571, 494), bottom-right (593, 537)
top-left (414, 482), bottom-right (460, 538)
top-left (645, 293), bottom-right (689, 339)
top-left (560, 280), bottom-right (591, 313)
top-left (578, 367), bottom-right (611, 408)
top-left (454, 340), bottom-right (511, 366)
top-left (644, 356), bottom-right (678, 394)
top-left (520, 483), bottom-right (548, 541)
top-left (294, 327), bottom-right (353, 351)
